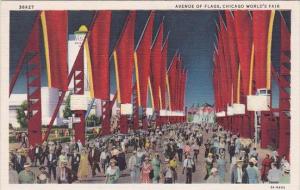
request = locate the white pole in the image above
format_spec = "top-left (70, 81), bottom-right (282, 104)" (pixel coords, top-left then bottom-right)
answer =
top-left (254, 111), bottom-right (258, 147)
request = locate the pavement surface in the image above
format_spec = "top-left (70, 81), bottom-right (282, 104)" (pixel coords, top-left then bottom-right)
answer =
top-left (10, 128), bottom-right (272, 184)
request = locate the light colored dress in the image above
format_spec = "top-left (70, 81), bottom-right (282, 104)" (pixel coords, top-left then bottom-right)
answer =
top-left (216, 158), bottom-right (226, 183)
top-left (105, 166), bottom-right (120, 184)
top-left (206, 174), bottom-right (220, 183)
top-left (141, 162), bottom-right (152, 183)
top-left (151, 158), bottom-right (161, 183)
top-left (78, 153), bottom-right (89, 180)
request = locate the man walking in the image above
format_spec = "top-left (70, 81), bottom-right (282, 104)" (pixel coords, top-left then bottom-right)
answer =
top-left (46, 150), bottom-right (57, 181)
top-left (18, 163), bottom-right (35, 184)
top-left (70, 150), bottom-right (81, 179)
top-left (88, 145), bottom-right (101, 177)
top-left (182, 155), bottom-right (194, 184)
top-left (128, 150), bottom-right (139, 183)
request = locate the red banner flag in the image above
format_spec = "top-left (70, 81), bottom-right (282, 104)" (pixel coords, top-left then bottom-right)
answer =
top-left (167, 52), bottom-right (178, 111)
top-left (174, 56), bottom-right (183, 111)
top-left (114, 11), bottom-right (136, 104)
top-left (219, 15), bottom-right (232, 105)
top-left (161, 34), bottom-right (169, 110)
top-left (135, 11), bottom-right (155, 108)
top-left (88, 11), bottom-right (112, 100)
top-left (252, 11), bottom-right (271, 89)
top-left (217, 27), bottom-right (228, 110)
top-left (225, 11), bottom-right (239, 103)
top-left (150, 21), bottom-right (164, 111)
top-left (234, 11), bottom-right (253, 96)
top-left (183, 70), bottom-right (187, 111)
top-left (41, 11), bottom-right (68, 91)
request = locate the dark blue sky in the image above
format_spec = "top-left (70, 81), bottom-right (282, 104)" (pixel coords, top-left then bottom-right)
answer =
top-left (10, 11), bottom-right (290, 107)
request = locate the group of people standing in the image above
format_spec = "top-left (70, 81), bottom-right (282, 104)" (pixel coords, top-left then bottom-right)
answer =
top-left (9, 122), bottom-right (290, 184)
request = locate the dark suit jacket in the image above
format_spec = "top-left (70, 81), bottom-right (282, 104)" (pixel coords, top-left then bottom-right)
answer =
top-left (88, 148), bottom-right (100, 163)
top-left (70, 154), bottom-right (81, 167)
top-left (231, 165), bottom-right (249, 184)
top-left (15, 155), bottom-right (26, 173)
top-left (46, 153), bottom-right (57, 167)
top-left (34, 146), bottom-right (43, 157)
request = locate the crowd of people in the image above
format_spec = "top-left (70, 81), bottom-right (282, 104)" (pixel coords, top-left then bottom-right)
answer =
top-left (9, 122), bottom-right (290, 184)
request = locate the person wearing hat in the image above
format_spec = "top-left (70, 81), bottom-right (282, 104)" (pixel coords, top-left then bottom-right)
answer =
top-left (246, 157), bottom-right (260, 184)
top-left (183, 154), bottom-right (194, 184)
top-left (18, 163), bottom-right (35, 184)
top-left (100, 149), bottom-right (108, 174)
top-left (231, 159), bottom-right (249, 184)
top-left (162, 159), bottom-right (173, 184)
top-left (140, 156), bottom-right (152, 183)
top-left (216, 154), bottom-right (227, 183)
top-left (176, 139), bottom-right (184, 162)
top-left (280, 155), bottom-right (289, 174)
top-left (57, 161), bottom-right (74, 184)
top-left (58, 149), bottom-right (68, 167)
top-left (261, 154), bottom-right (272, 183)
top-left (46, 149), bottom-right (57, 181)
top-left (204, 153), bottom-right (214, 180)
top-left (70, 150), bottom-right (81, 180)
top-left (279, 166), bottom-right (290, 184)
top-left (105, 159), bottom-right (120, 184)
top-left (117, 149), bottom-right (127, 172)
top-left (151, 153), bottom-right (161, 183)
top-left (191, 142), bottom-right (200, 161)
top-left (77, 148), bottom-right (89, 182)
top-left (267, 163), bottom-right (281, 184)
top-left (37, 166), bottom-right (50, 184)
top-left (88, 145), bottom-right (101, 177)
top-left (206, 168), bottom-right (220, 183)
top-left (128, 150), bottom-right (139, 183)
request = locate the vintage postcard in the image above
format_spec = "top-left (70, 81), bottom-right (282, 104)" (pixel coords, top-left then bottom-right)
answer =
top-left (1, 1), bottom-right (300, 190)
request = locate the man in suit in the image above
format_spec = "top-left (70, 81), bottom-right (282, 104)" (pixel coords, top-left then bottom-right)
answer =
top-left (88, 145), bottom-right (101, 177)
top-left (46, 149), bottom-right (57, 181)
top-left (34, 144), bottom-right (43, 166)
top-left (231, 159), bottom-right (249, 184)
top-left (57, 161), bottom-right (74, 184)
top-left (41, 143), bottom-right (50, 164)
top-left (14, 149), bottom-right (26, 173)
top-left (70, 150), bottom-right (80, 179)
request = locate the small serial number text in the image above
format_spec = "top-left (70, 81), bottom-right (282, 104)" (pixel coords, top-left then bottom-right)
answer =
top-left (19, 5), bottom-right (34, 10)
top-left (270, 185), bottom-right (286, 190)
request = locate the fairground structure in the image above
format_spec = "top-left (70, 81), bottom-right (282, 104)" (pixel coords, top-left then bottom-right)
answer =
top-left (10, 10), bottom-right (290, 159)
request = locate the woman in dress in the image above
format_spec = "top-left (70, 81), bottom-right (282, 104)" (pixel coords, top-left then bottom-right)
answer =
top-left (216, 154), bottom-right (227, 183)
top-left (77, 148), bottom-right (89, 182)
top-left (140, 156), bottom-right (152, 183)
top-left (206, 168), bottom-right (220, 183)
top-left (151, 153), bottom-right (161, 183)
top-left (105, 159), bottom-right (120, 184)
top-left (204, 153), bottom-right (214, 180)
top-left (261, 154), bottom-right (272, 183)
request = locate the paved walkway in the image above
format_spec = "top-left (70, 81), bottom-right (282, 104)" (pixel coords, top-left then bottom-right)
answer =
top-left (10, 128), bottom-right (272, 184)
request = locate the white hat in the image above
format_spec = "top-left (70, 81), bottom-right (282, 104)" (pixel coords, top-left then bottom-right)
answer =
top-left (211, 168), bottom-right (218, 173)
top-left (249, 157), bottom-right (257, 164)
top-left (284, 166), bottom-right (290, 173)
top-left (24, 163), bottom-right (31, 168)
